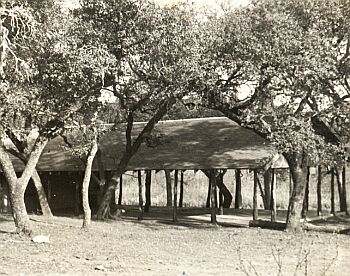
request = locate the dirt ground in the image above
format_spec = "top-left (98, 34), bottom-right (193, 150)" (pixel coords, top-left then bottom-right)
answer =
top-left (1, 207), bottom-right (350, 276)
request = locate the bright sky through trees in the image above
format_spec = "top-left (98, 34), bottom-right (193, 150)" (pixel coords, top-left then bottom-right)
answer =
top-left (63, 0), bottom-right (250, 10)
top-left (156, 0), bottom-right (250, 7)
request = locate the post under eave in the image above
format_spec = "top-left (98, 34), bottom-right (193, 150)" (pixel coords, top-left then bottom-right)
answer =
top-left (253, 170), bottom-right (258, 221)
top-left (173, 170), bottom-right (178, 222)
top-left (118, 175), bottom-right (123, 205)
top-left (137, 170), bottom-right (144, 220)
top-left (342, 166), bottom-right (348, 215)
top-left (179, 170), bottom-right (184, 208)
top-left (235, 169), bottom-right (242, 209)
top-left (270, 169), bottom-right (277, 222)
top-left (302, 166), bottom-right (310, 218)
top-left (144, 170), bottom-right (151, 213)
top-left (331, 168), bottom-right (335, 215)
top-left (210, 169), bottom-right (217, 225)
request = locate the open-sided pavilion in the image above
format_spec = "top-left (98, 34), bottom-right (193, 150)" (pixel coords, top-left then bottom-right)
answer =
top-left (1, 117), bottom-right (289, 223)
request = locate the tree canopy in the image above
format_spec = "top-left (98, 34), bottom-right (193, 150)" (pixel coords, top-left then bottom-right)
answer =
top-left (1, 0), bottom-right (350, 233)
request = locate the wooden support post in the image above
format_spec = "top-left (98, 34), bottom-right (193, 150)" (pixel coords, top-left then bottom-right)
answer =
top-left (270, 169), bottom-right (277, 222)
top-left (263, 170), bottom-right (271, 210)
top-left (253, 170), bottom-right (258, 221)
top-left (317, 166), bottom-right (322, 216)
top-left (235, 169), bottom-right (242, 209)
top-left (179, 170), bottom-right (184, 208)
top-left (289, 171), bottom-right (293, 200)
top-left (138, 171), bottom-right (143, 220)
top-left (144, 170), bottom-right (151, 213)
top-left (206, 180), bottom-right (211, 208)
top-left (302, 167), bottom-right (310, 218)
top-left (210, 169), bottom-right (217, 225)
top-left (173, 170), bottom-right (178, 222)
top-left (118, 175), bottom-right (123, 205)
top-left (164, 170), bottom-right (172, 207)
top-left (219, 189), bottom-right (224, 215)
top-left (342, 166), bottom-right (348, 214)
top-left (331, 168), bottom-right (335, 215)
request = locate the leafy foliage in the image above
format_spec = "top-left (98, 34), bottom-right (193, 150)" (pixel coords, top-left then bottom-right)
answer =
top-left (75, 0), bottom-right (207, 122)
top-left (202, 0), bottom-right (350, 166)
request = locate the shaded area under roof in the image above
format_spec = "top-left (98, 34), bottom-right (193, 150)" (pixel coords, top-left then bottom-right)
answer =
top-left (5, 117), bottom-right (282, 171)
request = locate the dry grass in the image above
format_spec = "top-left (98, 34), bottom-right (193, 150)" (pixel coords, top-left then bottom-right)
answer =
top-left (1, 211), bottom-right (349, 276)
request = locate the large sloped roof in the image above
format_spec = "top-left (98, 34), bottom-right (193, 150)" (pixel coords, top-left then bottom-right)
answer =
top-left (5, 117), bottom-right (280, 171)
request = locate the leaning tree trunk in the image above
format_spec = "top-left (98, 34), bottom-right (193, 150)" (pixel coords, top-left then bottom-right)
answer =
top-left (202, 170), bottom-right (232, 208)
top-left (96, 97), bottom-right (176, 219)
top-left (0, 137), bottom-right (48, 234)
top-left (165, 170), bottom-right (172, 207)
top-left (96, 149), bottom-right (106, 206)
top-left (5, 134), bottom-right (53, 218)
top-left (285, 153), bottom-right (308, 232)
top-left (82, 140), bottom-right (98, 229)
top-left (31, 171), bottom-right (53, 217)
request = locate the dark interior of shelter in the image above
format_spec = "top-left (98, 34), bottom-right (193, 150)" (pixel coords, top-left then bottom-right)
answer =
top-left (0, 172), bottom-right (102, 215)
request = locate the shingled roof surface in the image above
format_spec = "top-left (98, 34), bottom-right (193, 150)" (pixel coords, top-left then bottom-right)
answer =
top-left (6, 117), bottom-right (278, 171)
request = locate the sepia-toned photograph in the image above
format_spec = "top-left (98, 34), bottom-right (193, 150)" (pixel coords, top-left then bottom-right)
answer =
top-left (0, 0), bottom-right (349, 275)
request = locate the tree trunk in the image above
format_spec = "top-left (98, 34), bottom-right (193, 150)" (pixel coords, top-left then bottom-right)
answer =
top-left (302, 167), bottom-right (310, 218)
top-left (263, 170), bottom-right (271, 210)
top-left (179, 170), bottom-right (184, 208)
top-left (11, 184), bottom-right (30, 234)
top-left (0, 136), bottom-right (48, 234)
top-left (235, 169), bottom-right (242, 209)
top-left (31, 171), bottom-right (53, 217)
top-left (82, 140), bottom-right (98, 229)
top-left (202, 170), bottom-right (232, 208)
top-left (5, 143), bottom-right (53, 218)
top-left (96, 149), bottom-right (106, 206)
top-left (285, 153), bottom-right (308, 232)
top-left (317, 166), bottom-right (322, 216)
top-left (335, 166), bottom-right (347, 212)
top-left (96, 97), bottom-right (176, 219)
top-left (256, 174), bottom-right (268, 209)
top-left (165, 170), bottom-right (172, 207)
top-left (217, 172), bottom-right (232, 208)
top-left (0, 175), bottom-right (7, 213)
top-left (144, 170), bottom-right (151, 213)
